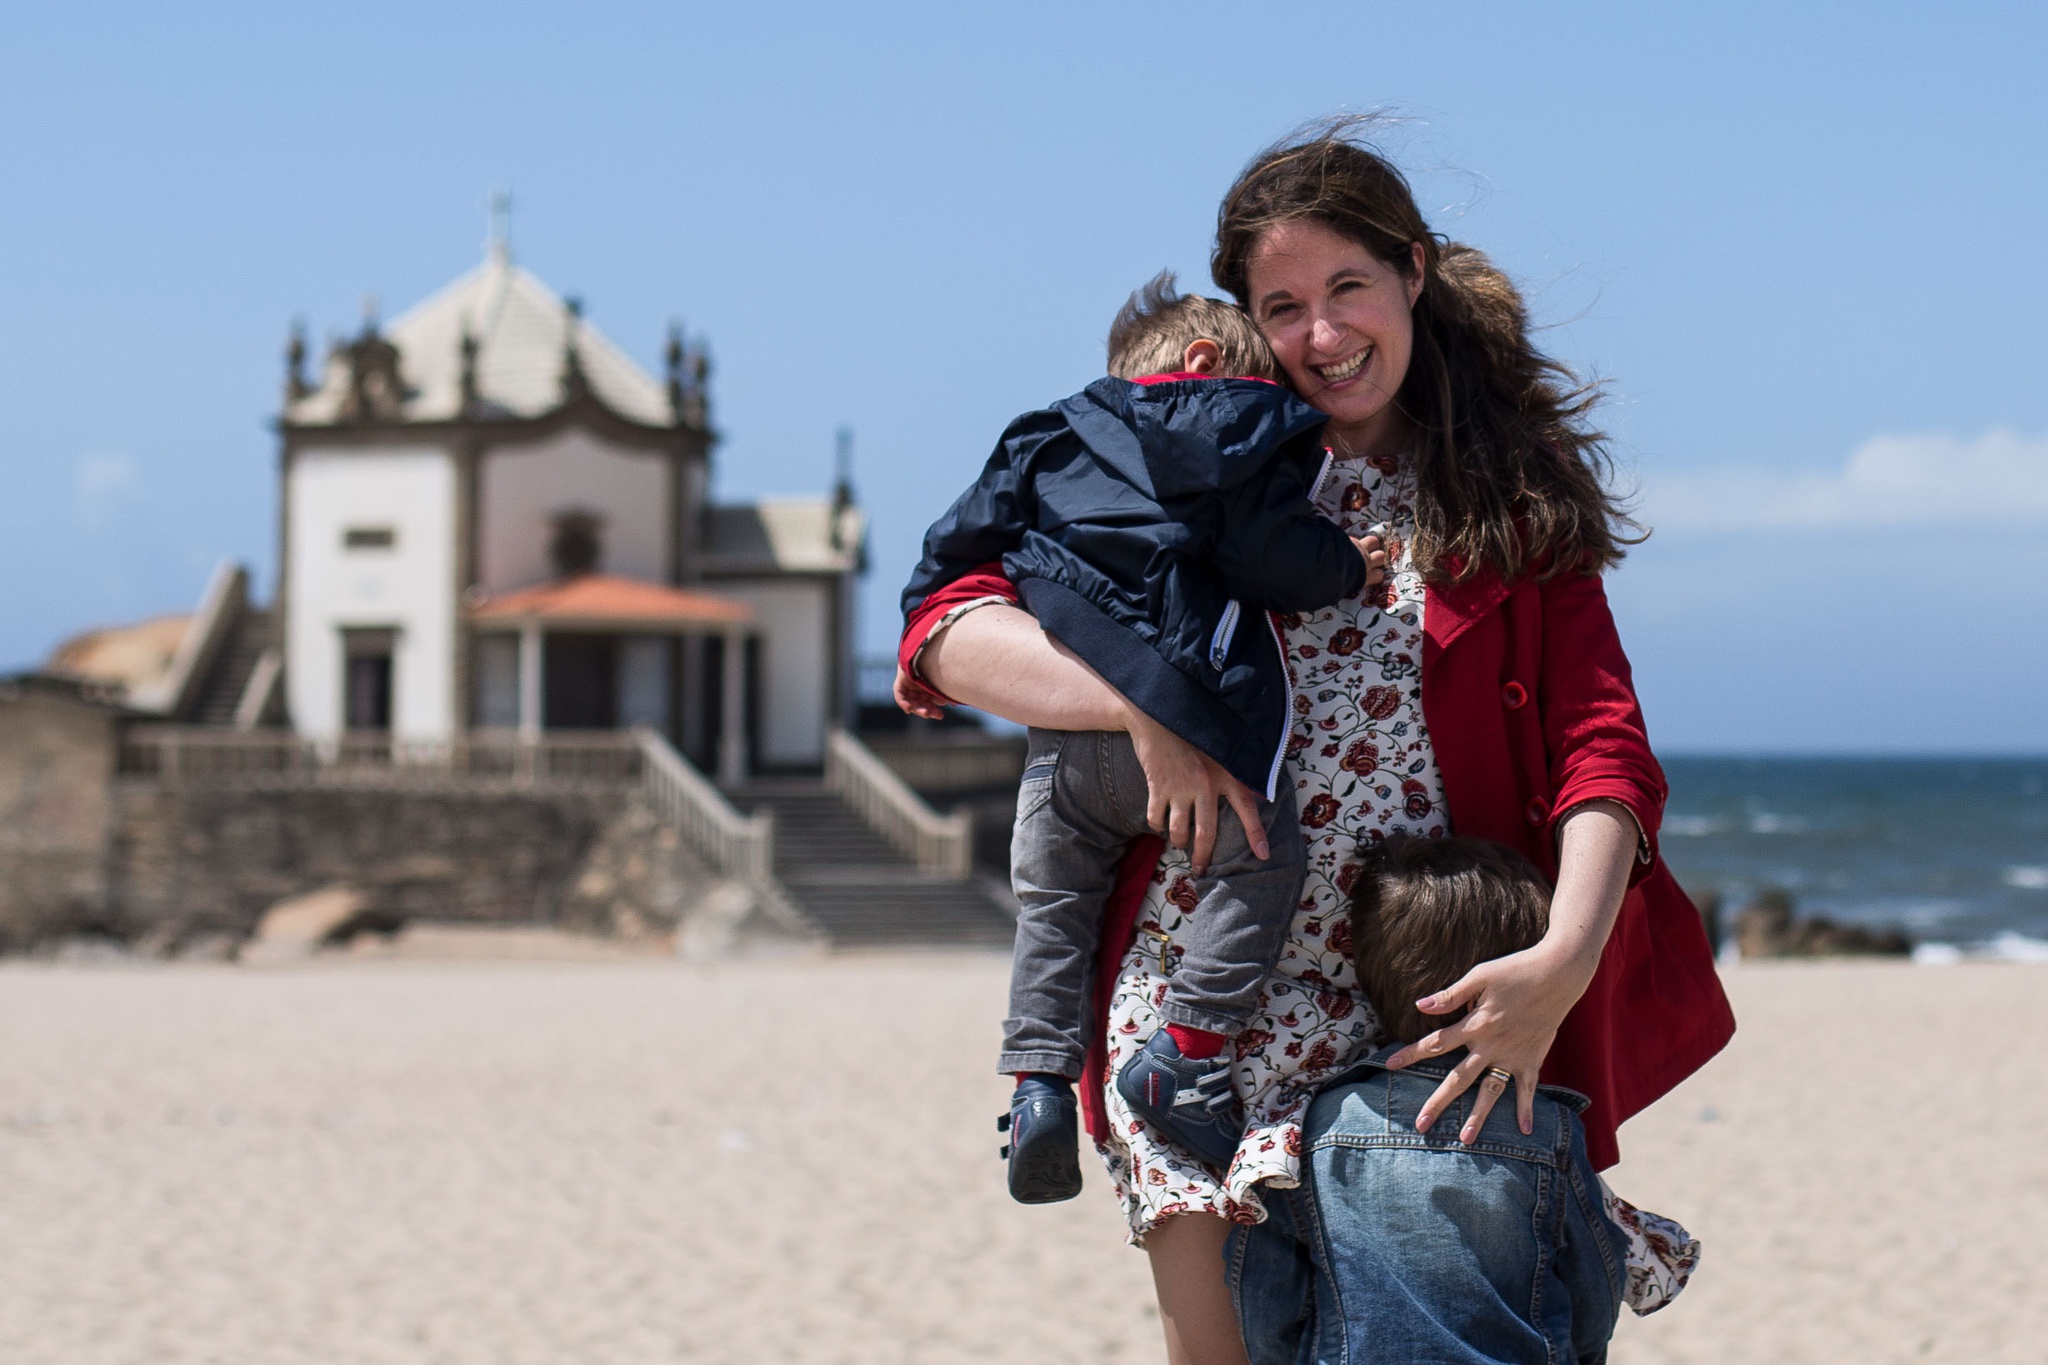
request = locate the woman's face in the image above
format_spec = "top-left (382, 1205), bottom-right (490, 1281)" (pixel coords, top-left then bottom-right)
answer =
top-left (1245, 219), bottom-right (1424, 447)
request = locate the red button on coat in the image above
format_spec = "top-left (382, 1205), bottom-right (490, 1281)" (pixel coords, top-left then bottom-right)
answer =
top-left (1525, 796), bottom-right (1551, 826)
top-left (1501, 680), bottom-right (1529, 709)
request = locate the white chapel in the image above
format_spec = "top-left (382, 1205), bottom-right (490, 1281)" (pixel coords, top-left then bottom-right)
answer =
top-left (271, 242), bottom-right (863, 780)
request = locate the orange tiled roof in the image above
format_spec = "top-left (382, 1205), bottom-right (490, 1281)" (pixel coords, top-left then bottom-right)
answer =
top-left (469, 574), bottom-right (753, 627)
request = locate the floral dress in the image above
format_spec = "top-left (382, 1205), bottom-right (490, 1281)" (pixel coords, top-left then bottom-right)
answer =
top-left (1092, 448), bottom-right (1699, 1315)
top-left (1098, 446), bottom-right (1444, 1236)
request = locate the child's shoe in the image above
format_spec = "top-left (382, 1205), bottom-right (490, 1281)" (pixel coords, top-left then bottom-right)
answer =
top-left (1115, 1030), bottom-right (1242, 1169)
top-left (1000, 1076), bottom-right (1082, 1203)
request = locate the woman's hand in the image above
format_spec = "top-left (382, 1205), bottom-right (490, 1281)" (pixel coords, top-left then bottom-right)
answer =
top-left (1386, 799), bottom-right (1638, 1141)
top-left (1122, 705), bottom-right (1269, 874)
top-left (1387, 941), bottom-right (1598, 1141)
top-left (892, 665), bottom-right (948, 721)
top-left (920, 601), bottom-right (1270, 871)
top-left (1349, 533), bottom-right (1389, 588)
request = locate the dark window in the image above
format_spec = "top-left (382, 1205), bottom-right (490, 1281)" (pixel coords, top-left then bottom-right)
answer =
top-left (544, 634), bottom-right (617, 729)
top-left (344, 526), bottom-right (396, 549)
top-left (549, 510), bottom-right (602, 577)
top-left (345, 654), bottom-right (392, 730)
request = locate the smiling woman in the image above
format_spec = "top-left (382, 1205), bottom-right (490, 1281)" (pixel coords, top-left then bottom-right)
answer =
top-left (908, 118), bottom-right (1730, 1365)
top-left (1211, 128), bottom-right (1638, 584)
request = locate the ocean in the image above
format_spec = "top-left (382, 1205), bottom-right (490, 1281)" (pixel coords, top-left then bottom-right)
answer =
top-left (1659, 756), bottom-right (2048, 959)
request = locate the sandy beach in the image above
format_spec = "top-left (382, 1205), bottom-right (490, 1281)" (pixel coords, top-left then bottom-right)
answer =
top-left (3, 951), bottom-right (2043, 1364)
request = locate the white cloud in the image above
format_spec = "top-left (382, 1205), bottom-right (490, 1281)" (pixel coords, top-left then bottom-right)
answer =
top-left (1639, 429), bottom-right (2048, 532)
top-left (75, 453), bottom-right (137, 527)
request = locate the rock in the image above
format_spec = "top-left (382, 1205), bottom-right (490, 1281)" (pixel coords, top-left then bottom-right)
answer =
top-left (1734, 887), bottom-right (1912, 959)
top-left (239, 885), bottom-right (366, 964)
top-left (174, 932), bottom-right (242, 962)
top-left (1734, 889), bottom-right (1796, 958)
top-left (1686, 885), bottom-right (1725, 956)
top-left (675, 879), bottom-right (824, 959)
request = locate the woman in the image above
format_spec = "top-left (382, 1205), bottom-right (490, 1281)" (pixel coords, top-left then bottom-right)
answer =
top-left (903, 124), bottom-right (1731, 1364)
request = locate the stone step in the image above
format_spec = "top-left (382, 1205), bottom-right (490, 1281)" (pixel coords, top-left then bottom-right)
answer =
top-left (734, 782), bottom-right (1013, 948)
top-left (190, 609), bottom-right (277, 727)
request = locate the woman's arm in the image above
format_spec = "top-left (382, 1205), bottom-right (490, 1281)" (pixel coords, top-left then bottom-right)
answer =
top-left (1387, 797), bottom-right (1636, 1140)
top-left (920, 604), bottom-right (1125, 730)
top-left (921, 604), bottom-right (1269, 870)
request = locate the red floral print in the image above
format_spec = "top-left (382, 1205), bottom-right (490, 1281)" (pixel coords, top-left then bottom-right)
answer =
top-left (1300, 793), bottom-right (1341, 828)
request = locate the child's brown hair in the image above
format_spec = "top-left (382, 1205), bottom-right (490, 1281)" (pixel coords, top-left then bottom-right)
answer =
top-left (1106, 270), bottom-right (1281, 382)
top-left (1348, 835), bottom-right (1552, 1044)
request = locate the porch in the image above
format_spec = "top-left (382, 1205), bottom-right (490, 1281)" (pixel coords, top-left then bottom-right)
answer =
top-left (468, 573), bottom-right (757, 784)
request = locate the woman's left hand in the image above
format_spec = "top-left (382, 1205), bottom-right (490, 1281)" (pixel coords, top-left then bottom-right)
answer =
top-left (1385, 798), bottom-right (1641, 1142)
top-left (1384, 944), bottom-right (1596, 1141)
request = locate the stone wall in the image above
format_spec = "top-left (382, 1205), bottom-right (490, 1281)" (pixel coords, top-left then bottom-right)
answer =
top-left (0, 687), bottom-right (120, 949)
top-left (104, 783), bottom-right (716, 949)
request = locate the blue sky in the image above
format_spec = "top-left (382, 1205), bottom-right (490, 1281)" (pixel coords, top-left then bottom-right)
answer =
top-left (3, 1), bottom-right (2043, 751)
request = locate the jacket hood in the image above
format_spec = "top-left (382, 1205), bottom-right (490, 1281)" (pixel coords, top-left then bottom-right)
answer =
top-left (1056, 377), bottom-right (1328, 500)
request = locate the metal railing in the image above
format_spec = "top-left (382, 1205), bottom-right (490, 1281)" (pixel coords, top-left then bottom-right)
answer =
top-left (630, 727), bottom-right (774, 880)
top-left (824, 727), bottom-right (972, 877)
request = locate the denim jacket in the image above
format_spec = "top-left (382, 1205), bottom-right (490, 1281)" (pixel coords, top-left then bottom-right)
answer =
top-left (1227, 1045), bottom-right (1629, 1365)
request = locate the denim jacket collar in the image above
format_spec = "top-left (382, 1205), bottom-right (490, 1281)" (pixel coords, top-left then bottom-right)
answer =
top-left (1333, 1042), bottom-right (1594, 1115)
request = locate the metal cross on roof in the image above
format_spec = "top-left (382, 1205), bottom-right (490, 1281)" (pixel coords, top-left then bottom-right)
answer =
top-left (486, 188), bottom-right (514, 260)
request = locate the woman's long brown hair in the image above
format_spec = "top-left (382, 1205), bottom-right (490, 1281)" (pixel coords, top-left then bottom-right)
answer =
top-left (1212, 119), bottom-right (1641, 582)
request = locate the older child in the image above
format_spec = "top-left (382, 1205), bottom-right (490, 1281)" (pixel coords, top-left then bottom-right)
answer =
top-left (1229, 835), bottom-right (1695, 1363)
top-left (900, 276), bottom-right (1384, 1202)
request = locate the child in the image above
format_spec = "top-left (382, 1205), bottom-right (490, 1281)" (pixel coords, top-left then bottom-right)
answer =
top-left (1228, 833), bottom-right (1693, 1357)
top-left (899, 274), bottom-right (1385, 1203)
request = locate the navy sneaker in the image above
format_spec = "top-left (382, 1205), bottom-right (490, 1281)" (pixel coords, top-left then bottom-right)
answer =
top-left (1000, 1077), bottom-right (1082, 1204)
top-left (1115, 1030), bottom-right (1242, 1170)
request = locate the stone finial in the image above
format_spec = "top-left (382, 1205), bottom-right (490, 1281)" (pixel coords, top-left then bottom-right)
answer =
top-left (682, 342), bottom-right (711, 428)
top-left (559, 296), bottom-right (589, 403)
top-left (830, 426), bottom-right (855, 551)
top-left (338, 315), bottom-right (408, 423)
top-left (665, 322), bottom-right (685, 421)
top-left (458, 325), bottom-right (480, 416)
top-left (285, 322), bottom-right (310, 403)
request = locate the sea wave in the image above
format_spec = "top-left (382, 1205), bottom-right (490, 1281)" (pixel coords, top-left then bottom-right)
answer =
top-left (1913, 932), bottom-right (2048, 966)
top-left (1664, 815), bottom-right (1719, 837)
top-left (2004, 866), bottom-right (2048, 891)
top-left (1747, 813), bottom-right (1807, 835)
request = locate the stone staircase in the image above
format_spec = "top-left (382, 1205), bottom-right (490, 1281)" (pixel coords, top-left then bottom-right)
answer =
top-left (735, 779), bottom-right (1016, 949)
top-left (188, 608), bottom-right (277, 727)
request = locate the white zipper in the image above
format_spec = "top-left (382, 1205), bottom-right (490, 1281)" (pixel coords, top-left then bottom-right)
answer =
top-left (1261, 608), bottom-right (1291, 802)
top-left (1208, 599), bottom-right (1242, 670)
top-left (1254, 448), bottom-right (1333, 802)
top-left (1309, 447), bottom-right (1336, 501)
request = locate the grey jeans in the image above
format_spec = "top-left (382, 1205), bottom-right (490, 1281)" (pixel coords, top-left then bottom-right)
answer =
top-left (998, 727), bottom-right (1306, 1078)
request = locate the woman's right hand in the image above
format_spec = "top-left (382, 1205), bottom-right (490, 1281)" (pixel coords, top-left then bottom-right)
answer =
top-left (1350, 533), bottom-right (1389, 588)
top-left (1122, 705), bottom-right (1269, 873)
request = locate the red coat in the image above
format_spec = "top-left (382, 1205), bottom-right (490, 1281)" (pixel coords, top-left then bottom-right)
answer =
top-left (900, 564), bottom-right (1734, 1169)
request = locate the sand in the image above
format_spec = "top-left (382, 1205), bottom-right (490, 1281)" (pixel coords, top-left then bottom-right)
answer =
top-left (2, 952), bottom-right (2044, 1364)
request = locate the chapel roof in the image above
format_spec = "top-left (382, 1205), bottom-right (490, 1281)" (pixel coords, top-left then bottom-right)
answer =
top-left (285, 246), bottom-right (675, 428)
top-left (469, 574), bottom-right (754, 630)
top-left (703, 498), bottom-right (866, 576)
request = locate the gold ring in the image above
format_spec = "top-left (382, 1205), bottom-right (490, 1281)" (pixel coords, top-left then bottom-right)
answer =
top-left (1484, 1067), bottom-right (1514, 1087)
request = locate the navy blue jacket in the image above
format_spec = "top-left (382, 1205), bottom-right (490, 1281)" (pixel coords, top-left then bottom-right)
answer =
top-left (901, 376), bottom-right (1364, 798)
